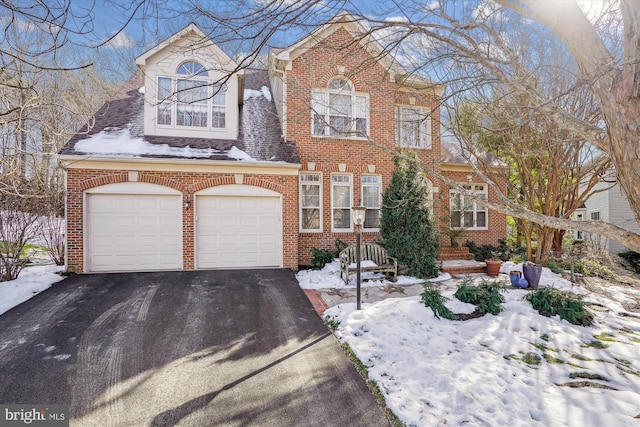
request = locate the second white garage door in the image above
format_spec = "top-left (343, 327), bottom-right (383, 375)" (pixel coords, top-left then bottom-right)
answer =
top-left (196, 195), bottom-right (282, 269)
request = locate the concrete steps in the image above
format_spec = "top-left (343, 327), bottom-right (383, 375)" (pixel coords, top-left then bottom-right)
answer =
top-left (438, 246), bottom-right (475, 261)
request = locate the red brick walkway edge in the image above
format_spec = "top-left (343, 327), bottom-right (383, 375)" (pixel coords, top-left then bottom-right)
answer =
top-left (303, 289), bottom-right (329, 317)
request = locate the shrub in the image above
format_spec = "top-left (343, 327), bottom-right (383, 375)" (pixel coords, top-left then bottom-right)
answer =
top-left (454, 278), bottom-right (506, 315)
top-left (310, 239), bottom-right (348, 269)
top-left (525, 288), bottom-right (593, 326)
top-left (380, 151), bottom-right (439, 278)
top-left (546, 257), bottom-right (615, 278)
top-left (420, 285), bottom-right (457, 320)
top-left (465, 239), bottom-right (523, 262)
top-left (619, 250), bottom-right (640, 273)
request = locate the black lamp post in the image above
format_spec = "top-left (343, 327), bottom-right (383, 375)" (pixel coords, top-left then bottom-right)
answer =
top-left (352, 205), bottom-right (367, 310)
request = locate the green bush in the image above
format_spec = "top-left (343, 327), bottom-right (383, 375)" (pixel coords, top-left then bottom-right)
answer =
top-left (380, 151), bottom-right (439, 278)
top-left (420, 285), bottom-right (457, 320)
top-left (310, 239), bottom-right (349, 269)
top-left (619, 250), bottom-right (640, 273)
top-left (545, 257), bottom-right (615, 278)
top-left (465, 239), bottom-right (523, 262)
top-left (454, 278), bottom-right (505, 315)
top-left (525, 288), bottom-right (593, 326)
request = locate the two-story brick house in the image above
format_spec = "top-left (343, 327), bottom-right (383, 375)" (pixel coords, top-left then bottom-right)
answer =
top-left (59, 13), bottom-right (506, 274)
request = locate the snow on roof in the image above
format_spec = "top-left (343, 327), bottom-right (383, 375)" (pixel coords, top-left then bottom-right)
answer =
top-left (243, 86), bottom-right (272, 102)
top-left (73, 127), bottom-right (256, 161)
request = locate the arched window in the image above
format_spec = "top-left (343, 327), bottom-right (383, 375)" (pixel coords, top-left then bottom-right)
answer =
top-left (177, 61), bottom-right (208, 76)
top-left (156, 61), bottom-right (226, 129)
top-left (311, 77), bottom-right (369, 138)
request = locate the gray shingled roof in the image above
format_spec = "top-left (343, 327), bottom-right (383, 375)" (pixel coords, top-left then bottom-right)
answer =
top-left (59, 68), bottom-right (300, 164)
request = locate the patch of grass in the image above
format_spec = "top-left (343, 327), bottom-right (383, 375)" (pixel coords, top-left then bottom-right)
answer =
top-left (614, 358), bottom-right (632, 366)
top-left (522, 353), bottom-right (541, 365)
top-left (504, 354), bottom-right (519, 360)
top-left (569, 372), bottom-right (608, 381)
top-left (420, 285), bottom-right (457, 320)
top-left (525, 288), bottom-right (593, 326)
top-left (543, 353), bottom-right (565, 364)
top-left (594, 332), bottom-right (617, 342)
top-left (324, 316), bottom-right (341, 332)
top-left (540, 333), bottom-right (550, 341)
top-left (454, 278), bottom-right (506, 316)
top-left (582, 340), bottom-right (609, 349)
top-left (531, 342), bottom-right (559, 352)
top-left (342, 343), bottom-right (404, 427)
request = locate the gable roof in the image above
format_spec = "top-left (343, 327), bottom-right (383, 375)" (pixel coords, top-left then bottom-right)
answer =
top-left (273, 11), bottom-right (439, 91)
top-left (59, 68), bottom-right (299, 164)
top-left (135, 23), bottom-right (240, 73)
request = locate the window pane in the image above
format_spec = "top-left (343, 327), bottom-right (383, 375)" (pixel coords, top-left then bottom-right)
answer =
top-left (329, 115), bottom-right (351, 135)
top-left (327, 78), bottom-right (352, 91)
top-left (463, 211), bottom-right (474, 228)
top-left (364, 209), bottom-right (380, 229)
top-left (157, 103), bottom-right (172, 125)
top-left (212, 85), bottom-right (226, 106)
top-left (302, 209), bottom-right (320, 230)
top-left (450, 211), bottom-right (462, 228)
top-left (476, 211), bottom-right (487, 228)
top-left (329, 93), bottom-right (351, 116)
top-left (211, 106), bottom-right (225, 128)
top-left (301, 184), bottom-right (320, 207)
top-left (177, 61), bottom-right (208, 76)
top-left (362, 186), bottom-right (380, 208)
top-left (158, 77), bottom-right (172, 100)
top-left (301, 173), bottom-right (320, 182)
top-left (333, 209), bottom-right (351, 229)
top-left (177, 79), bottom-right (208, 104)
top-left (333, 185), bottom-right (350, 208)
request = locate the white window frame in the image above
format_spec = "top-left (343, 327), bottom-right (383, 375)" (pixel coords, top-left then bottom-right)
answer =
top-left (449, 184), bottom-right (488, 230)
top-left (361, 175), bottom-right (382, 231)
top-left (299, 172), bottom-right (322, 232)
top-left (590, 210), bottom-right (601, 221)
top-left (311, 77), bottom-right (369, 139)
top-left (397, 106), bottom-right (432, 149)
top-left (331, 174), bottom-right (353, 232)
top-left (156, 61), bottom-right (227, 131)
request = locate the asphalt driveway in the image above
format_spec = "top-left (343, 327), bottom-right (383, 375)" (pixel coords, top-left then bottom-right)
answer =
top-left (0, 269), bottom-right (390, 426)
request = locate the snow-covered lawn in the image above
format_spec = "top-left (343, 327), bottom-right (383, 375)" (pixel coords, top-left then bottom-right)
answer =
top-left (0, 264), bottom-right (65, 315)
top-left (298, 261), bottom-right (640, 426)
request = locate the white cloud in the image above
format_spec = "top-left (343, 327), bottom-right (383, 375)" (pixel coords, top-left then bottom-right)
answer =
top-left (104, 31), bottom-right (134, 49)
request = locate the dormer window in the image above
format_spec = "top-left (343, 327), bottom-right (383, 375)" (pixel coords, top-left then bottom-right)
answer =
top-left (311, 77), bottom-right (369, 138)
top-left (156, 61), bottom-right (227, 130)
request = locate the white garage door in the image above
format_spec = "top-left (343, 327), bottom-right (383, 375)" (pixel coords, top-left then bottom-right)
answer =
top-left (196, 195), bottom-right (282, 269)
top-left (86, 189), bottom-right (182, 272)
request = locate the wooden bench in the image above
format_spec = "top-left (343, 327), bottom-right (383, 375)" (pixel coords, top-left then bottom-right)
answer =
top-left (339, 243), bottom-right (398, 283)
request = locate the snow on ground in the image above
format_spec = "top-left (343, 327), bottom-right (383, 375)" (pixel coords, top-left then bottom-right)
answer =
top-left (299, 261), bottom-right (640, 426)
top-left (0, 264), bottom-right (64, 315)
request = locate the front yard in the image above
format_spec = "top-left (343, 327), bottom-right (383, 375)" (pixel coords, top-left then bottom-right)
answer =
top-left (300, 262), bottom-right (640, 426)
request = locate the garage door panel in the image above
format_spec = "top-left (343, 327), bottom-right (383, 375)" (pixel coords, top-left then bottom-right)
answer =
top-left (196, 195), bottom-right (282, 269)
top-left (87, 193), bottom-right (182, 272)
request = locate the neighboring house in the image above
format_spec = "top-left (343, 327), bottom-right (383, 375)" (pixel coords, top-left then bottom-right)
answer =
top-left (59, 13), bottom-right (507, 274)
top-left (572, 177), bottom-right (640, 256)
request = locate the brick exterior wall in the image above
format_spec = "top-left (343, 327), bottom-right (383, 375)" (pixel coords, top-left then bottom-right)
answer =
top-left (439, 169), bottom-right (508, 247)
top-left (284, 27), bottom-right (450, 265)
top-left (65, 168), bottom-right (299, 273)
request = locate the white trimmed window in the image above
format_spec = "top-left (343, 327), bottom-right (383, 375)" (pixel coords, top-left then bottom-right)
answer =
top-left (312, 77), bottom-right (369, 138)
top-left (590, 211), bottom-right (601, 221)
top-left (450, 184), bottom-right (488, 230)
top-left (331, 174), bottom-right (353, 231)
top-left (361, 175), bottom-right (381, 230)
top-left (300, 173), bottom-right (322, 232)
top-left (156, 61), bottom-right (227, 130)
top-left (397, 106), bottom-right (432, 148)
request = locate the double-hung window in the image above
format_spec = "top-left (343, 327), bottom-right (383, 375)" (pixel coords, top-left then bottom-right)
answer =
top-left (300, 173), bottom-right (322, 232)
top-left (450, 184), bottom-right (488, 230)
top-left (331, 174), bottom-right (352, 231)
top-left (397, 106), bottom-right (432, 148)
top-left (361, 175), bottom-right (381, 230)
top-left (312, 77), bottom-right (369, 138)
top-left (156, 61), bottom-right (227, 130)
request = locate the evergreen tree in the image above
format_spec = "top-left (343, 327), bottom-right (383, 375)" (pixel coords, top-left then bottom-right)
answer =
top-left (380, 152), bottom-right (440, 278)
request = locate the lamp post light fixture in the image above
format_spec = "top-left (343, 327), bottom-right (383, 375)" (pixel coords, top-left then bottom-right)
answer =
top-left (352, 205), bottom-right (367, 310)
